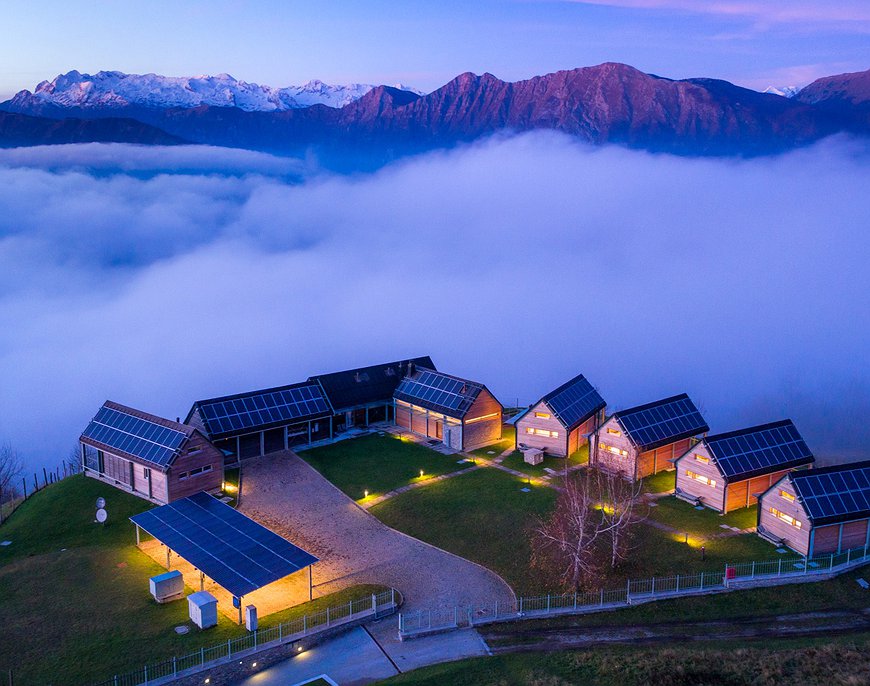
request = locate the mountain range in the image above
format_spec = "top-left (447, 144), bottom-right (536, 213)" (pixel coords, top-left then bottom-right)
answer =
top-left (2, 63), bottom-right (869, 161)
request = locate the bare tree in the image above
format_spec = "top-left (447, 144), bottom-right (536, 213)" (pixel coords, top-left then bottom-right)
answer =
top-left (0, 441), bottom-right (24, 511)
top-left (65, 444), bottom-right (83, 476)
top-left (532, 466), bottom-right (646, 590)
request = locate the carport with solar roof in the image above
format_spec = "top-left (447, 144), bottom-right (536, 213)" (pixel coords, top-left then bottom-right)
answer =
top-left (131, 492), bottom-right (319, 622)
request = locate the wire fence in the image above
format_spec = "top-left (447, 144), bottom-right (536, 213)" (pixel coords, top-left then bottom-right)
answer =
top-left (0, 461), bottom-right (80, 526)
top-left (399, 546), bottom-right (870, 638)
top-left (90, 588), bottom-right (398, 686)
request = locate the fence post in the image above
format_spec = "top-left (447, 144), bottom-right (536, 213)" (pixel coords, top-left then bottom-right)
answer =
top-left (700, 571), bottom-right (704, 590)
top-left (254, 629), bottom-right (257, 649)
top-left (830, 554), bottom-right (834, 570)
top-left (848, 548), bottom-right (852, 565)
top-left (200, 647), bottom-right (204, 666)
top-left (495, 600), bottom-right (499, 618)
top-left (804, 556), bottom-right (809, 575)
top-left (391, 588), bottom-right (395, 607)
top-left (303, 615), bottom-right (307, 633)
top-left (326, 607), bottom-right (330, 627)
top-left (546, 594), bottom-right (550, 613)
top-left (173, 656), bottom-right (177, 677)
top-left (227, 639), bottom-right (232, 658)
top-left (519, 597), bottom-right (524, 614)
top-left (453, 607), bottom-right (457, 627)
top-left (573, 592), bottom-right (578, 610)
top-left (651, 577), bottom-right (656, 596)
top-left (143, 664), bottom-right (148, 685)
top-left (372, 594), bottom-right (377, 616)
top-left (626, 579), bottom-right (631, 605)
top-left (751, 561), bottom-right (755, 579)
top-left (114, 676), bottom-right (118, 686)
top-left (349, 599), bottom-right (353, 619)
top-left (676, 574), bottom-right (680, 593)
top-left (778, 558), bottom-right (782, 576)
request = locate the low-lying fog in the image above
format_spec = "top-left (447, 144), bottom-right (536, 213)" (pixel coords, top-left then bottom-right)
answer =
top-left (1, 133), bottom-right (868, 474)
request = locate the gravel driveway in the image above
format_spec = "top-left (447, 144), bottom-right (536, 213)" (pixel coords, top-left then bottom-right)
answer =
top-left (239, 450), bottom-right (515, 612)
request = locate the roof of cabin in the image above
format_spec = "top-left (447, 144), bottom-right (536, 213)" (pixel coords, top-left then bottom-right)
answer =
top-left (538, 373), bottom-right (606, 433)
top-left (702, 419), bottom-right (814, 483)
top-left (393, 367), bottom-right (496, 420)
top-left (80, 400), bottom-right (195, 470)
top-left (790, 460), bottom-right (870, 527)
top-left (310, 356), bottom-right (435, 411)
top-left (612, 393), bottom-right (709, 452)
top-left (185, 380), bottom-right (333, 440)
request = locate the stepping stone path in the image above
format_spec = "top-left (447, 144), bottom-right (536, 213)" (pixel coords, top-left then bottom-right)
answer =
top-left (0, 541), bottom-right (11, 547)
top-left (857, 578), bottom-right (869, 589)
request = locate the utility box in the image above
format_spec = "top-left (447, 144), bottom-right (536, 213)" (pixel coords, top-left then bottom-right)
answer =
top-left (188, 591), bottom-right (218, 629)
top-left (245, 604), bottom-right (258, 632)
top-left (149, 570), bottom-right (184, 603)
top-left (523, 448), bottom-right (544, 466)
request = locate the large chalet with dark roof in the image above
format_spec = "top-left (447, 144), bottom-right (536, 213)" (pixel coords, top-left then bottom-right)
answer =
top-left (80, 400), bottom-right (223, 504)
top-left (514, 374), bottom-right (606, 457)
top-left (393, 366), bottom-right (503, 451)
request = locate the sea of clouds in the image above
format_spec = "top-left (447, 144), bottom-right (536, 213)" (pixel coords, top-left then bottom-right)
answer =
top-left (1, 133), bottom-right (868, 474)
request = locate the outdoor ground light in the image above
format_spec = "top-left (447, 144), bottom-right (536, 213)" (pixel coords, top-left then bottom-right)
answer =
top-left (419, 469), bottom-right (424, 478)
top-left (364, 489), bottom-right (369, 498)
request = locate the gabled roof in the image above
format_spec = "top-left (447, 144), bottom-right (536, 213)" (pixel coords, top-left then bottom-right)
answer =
top-left (612, 393), bottom-right (708, 452)
top-left (394, 367), bottom-right (495, 420)
top-left (703, 419), bottom-right (814, 483)
top-left (310, 356), bottom-right (435, 411)
top-left (81, 400), bottom-right (194, 470)
top-left (790, 460), bottom-right (870, 527)
top-left (186, 381), bottom-right (333, 440)
top-left (538, 373), bottom-right (606, 433)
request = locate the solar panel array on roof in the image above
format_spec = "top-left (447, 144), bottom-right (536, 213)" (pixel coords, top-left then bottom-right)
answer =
top-left (706, 420), bottom-right (813, 481)
top-left (195, 384), bottom-right (331, 438)
top-left (792, 462), bottom-right (870, 526)
top-left (615, 394), bottom-right (708, 451)
top-left (394, 369), bottom-right (481, 418)
top-left (542, 375), bottom-right (605, 432)
top-left (310, 356), bottom-right (435, 411)
top-left (82, 405), bottom-right (187, 468)
top-left (130, 492), bottom-right (318, 598)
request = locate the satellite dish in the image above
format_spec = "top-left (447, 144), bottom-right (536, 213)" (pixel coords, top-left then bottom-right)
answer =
top-left (96, 497), bottom-right (106, 509)
top-left (96, 508), bottom-right (108, 524)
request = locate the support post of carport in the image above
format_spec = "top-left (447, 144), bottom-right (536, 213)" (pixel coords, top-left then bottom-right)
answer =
top-left (200, 572), bottom-right (204, 592)
top-left (135, 524), bottom-right (140, 546)
top-left (308, 565), bottom-right (313, 601)
top-left (238, 597), bottom-right (243, 625)
top-left (166, 546), bottom-right (171, 570)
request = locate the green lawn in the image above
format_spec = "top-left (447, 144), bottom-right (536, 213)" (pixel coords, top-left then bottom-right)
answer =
top-left (469, 425), bottom-right (515, 458)
top-left (299, 433), bottom-right (469, 501)
top-left (371, 468), bottom-right (558, 594)
top-left (647, 496), bottom-right (758, 536)
top-left (642, 469), bottom-right (676, 493)
top-left (0, 475), bottom-right (388, 685)
top-left (378, 635), bottom-right (870, 686)
top-left (499, 443), bottom-right (589, 477)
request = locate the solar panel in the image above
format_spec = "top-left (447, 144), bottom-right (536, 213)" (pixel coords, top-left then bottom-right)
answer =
top-left (543, 375), bottom-right (605, 431)
top-left (130, 492), bottom-right (318, 598)
top-left (82, 405), bottom-right (186, 468)
top-left (793, 463), bottom-right (870, 524)
top-left (707, 420), bottom-right (813, 481)
top-left (615, 394), bottom-right (708, 451)
top-left (196, 384), bottom-right (332, 438)
top-left (394, 369), bottom-right (481, 417)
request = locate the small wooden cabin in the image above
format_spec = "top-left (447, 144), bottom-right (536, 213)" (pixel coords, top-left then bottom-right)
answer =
top-left (514, 374), bottom-right (605, 457)
top-left (674, 419), bottom-right (814, 513)
top-left (186, 381), bottom-right (333, 461)
top-left (757, 461), bottom-right (870, 557)
top-left (592, 394), bottom-right (708, 481)
top-left (393, 366), bottom-right (503, 451)
top-left (309, 356), bottom-right (434, 433)
top-left (80, 400), bottom-right (223, 504)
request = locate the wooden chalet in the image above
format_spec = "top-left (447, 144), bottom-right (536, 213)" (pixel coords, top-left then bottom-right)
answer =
top-left (80, 400), bottom-right (223, 504)
top-left (757, 461), bottom-right (870, 557)
top-left (674, 419), bottom-right (814, 513)
top-left (393, 366), bottom-right (503, 451)
top-left (592, 394), bottom-right (708, 480)
top-left (309, 356), bottom-right (434, 433)
top-left (185, 381), bottom-right (333, 461)
top-left (514, 374), bottom-right (606, 457)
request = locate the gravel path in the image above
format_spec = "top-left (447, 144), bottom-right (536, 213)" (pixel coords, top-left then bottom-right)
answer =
top-left (239, 450), bottom-right (516, 613)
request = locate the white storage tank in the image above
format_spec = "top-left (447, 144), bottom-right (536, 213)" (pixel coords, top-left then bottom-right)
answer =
top-left (149, 570), bottom-right (184, 603)
top-left (188, 591), bottom-right (218, 629)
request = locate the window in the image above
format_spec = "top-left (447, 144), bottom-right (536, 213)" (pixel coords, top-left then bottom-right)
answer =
top-left (180, 465), bottom-right (213, 480)
top-left (779, 489), bottom-right (795, 502)
top-left (686, 470), bottom-right (716, 487)
top-left (600, 442), bottom-right (628, 457)
top-left (528, 428), bottom-right (559, 438)
top-left (466, 412), bottom-right (500, 424)
top-left (607, 428), bottom-right (621, 436)
top-left (770, 507), bottom-right (801, 528)
top-left (534, 411), bottom-right (551, 419)
top-left (187, 447), bottom-right (202, 455)
top-left (694, 454), bottom-right (709, 464)
top-left (143, 468), bottom-right (151, 480)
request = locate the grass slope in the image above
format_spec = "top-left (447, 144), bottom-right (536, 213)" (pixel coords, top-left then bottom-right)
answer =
top-left (300, 433), bottom-right (469, 500)
top-left (0, 475), bottom-right (386, 684)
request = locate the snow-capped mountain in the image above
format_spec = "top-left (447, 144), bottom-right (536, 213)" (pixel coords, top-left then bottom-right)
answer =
top-left (5, 70), bottom-right (422, 113)
top-left (762, 85), bottom-right (801, 98)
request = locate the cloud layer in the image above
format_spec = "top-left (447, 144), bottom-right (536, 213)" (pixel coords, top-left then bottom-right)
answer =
top-left (1, 136), bottom-right (868, 473)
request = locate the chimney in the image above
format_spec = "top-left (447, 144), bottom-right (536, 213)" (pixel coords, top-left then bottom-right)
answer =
top-left (354, 371), bottom-right (362, 383)
top-left (407, 361), bottom-right (416, 376)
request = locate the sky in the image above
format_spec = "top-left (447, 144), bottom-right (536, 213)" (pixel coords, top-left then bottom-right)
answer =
top-left (1, 135), bottom-right (869, 475)
top-left (1, 0), bottom-right (868, 100)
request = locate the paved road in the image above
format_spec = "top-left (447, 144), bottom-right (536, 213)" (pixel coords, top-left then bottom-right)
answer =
top-left (239, 451), bottom-right (515, 613)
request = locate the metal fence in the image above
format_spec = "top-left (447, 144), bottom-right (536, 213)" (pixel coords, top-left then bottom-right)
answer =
top-left (399, 545), bottom-right (870, 638)
top-left (0, 461), bottom-right (80, 525)
top-left (91, 588), bottom-right (398, 686)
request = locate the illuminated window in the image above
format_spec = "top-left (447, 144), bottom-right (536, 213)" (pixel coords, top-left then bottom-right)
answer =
top-left (534, 412), bottom-right (551, 419)
top-left (770, 507), bottom-right (801, 528)
top-left (466, 412), bottom-right (500, 424)
top-left (607, 428), bottom-right (621, 436)
top-left (600, 442), bottom-right (628, 457)
top-left (529, 428), bottom-right (559, 438)
top-left (779, 490), bottom-right (795, 502)
top-left (526, 427), bottom-right (535, 434)
top-left (694, 454), bottom-right (709, 464)
top-left (686, 470), bottom-right (716, 487)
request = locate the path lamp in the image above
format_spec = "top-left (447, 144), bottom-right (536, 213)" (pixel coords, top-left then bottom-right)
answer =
top-left (364, 489), bottom-right (369, 499)
top-left (701, 545), bottom-right (706, 561)
top-left (420, 469), bottom-right (425, 479)
top-left (684, 532), bottom-right (689, 544)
